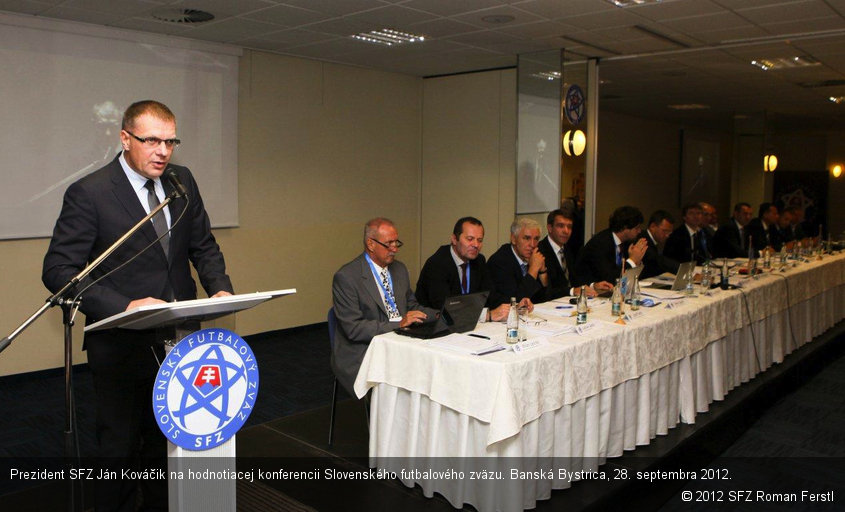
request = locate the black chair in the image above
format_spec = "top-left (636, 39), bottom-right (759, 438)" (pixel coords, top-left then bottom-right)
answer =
top-left (327, 307), bottom-right (370, 447)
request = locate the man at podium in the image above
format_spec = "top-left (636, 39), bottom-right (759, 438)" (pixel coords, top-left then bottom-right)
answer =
top-left (42, 100), bottom-right (234, 511)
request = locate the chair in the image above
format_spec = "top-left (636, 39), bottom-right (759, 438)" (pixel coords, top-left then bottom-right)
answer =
top-left (327, 307), bottom-right (370, 447)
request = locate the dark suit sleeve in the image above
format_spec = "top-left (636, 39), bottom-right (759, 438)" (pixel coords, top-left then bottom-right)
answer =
top-left (415, 250), bottom-right (453, 310)
top-left (42, 180), bottom-right (133, 319)
top-left (182, 169), bottom-right (233, 296)
top-left (487, 248), bottom-right (542, 306)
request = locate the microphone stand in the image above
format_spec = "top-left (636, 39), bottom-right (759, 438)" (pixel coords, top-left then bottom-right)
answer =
top-left (0, 188), bottom-right (183, 512)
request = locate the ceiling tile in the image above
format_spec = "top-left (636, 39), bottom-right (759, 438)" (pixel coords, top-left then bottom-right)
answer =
top-left (343, 4), bottom-right (439, 27)
top-left (183, 17), bottom-right (283, 43)
top-left (239, 4), bottom-right (329, 27)
top-left (402, 0), bottom-right (505, 17)
top-left (280, 0), bottom-right (390, 17)
top-left (451, 4), bottom-right (544, 29)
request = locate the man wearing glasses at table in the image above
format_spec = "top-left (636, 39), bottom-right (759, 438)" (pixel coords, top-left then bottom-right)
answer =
top-left (331, 218), bottom-right (437, 396)
top-left (43, 100), bottom-right (233, 512)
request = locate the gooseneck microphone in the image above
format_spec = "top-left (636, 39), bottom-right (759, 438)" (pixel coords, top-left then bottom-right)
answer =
top-left (165, 167), bottom-right (188, 198)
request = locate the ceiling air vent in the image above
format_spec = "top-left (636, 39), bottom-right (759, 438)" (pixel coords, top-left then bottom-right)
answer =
top-left (151, 8), bottom-right (215, 24)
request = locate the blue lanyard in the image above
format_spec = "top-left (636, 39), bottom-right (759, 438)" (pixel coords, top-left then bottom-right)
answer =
top-left (364, 253), bottom-right (398, 313)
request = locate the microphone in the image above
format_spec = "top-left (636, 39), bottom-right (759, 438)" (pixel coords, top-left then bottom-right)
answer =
top-left (165, 167), bottom-right (188, 198)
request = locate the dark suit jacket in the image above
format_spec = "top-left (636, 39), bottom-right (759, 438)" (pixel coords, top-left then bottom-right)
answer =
top-left (745, 218), bottom-right (772, 252)
top-left (573, 229), bottom-right (626, 286)
top-left (537, 236), bottom-right (575, 300)
top-left (415, 245), bottom-right (494, 310)
top-left (664, 225), bottom-right (711, 264)
top-left (712, 220), bottom-right (749, 258)
top-left (42, 156), bottom-right (233, 365)
top-left (641, 232), bottom-right (680, 279)
top-left (770, 226), bottom-right (792, 251)
top-left (486, 243), bottom-right (545, 306)
top-left (331, 254), bottom-right (436, 396)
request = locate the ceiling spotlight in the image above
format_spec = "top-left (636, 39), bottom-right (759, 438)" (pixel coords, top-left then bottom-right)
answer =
top-left (829, 96), bottom-right (845, 104)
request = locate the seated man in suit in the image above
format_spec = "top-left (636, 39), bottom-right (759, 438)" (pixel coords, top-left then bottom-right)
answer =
top-left (700, 202), bottom-right (719, 238)
top-left (415, 216), bottom-right (512, 321)
top-left (664, 202), bottom-right (712, 264)
top-left (487, 218), bottom-right (548, 307)
top-left (573, 206), bottom-right (647, 288)
top-left (771, 207), bottom-right (794, 251)
top-left (538, 207), bottom-right (604, 299)
top-left (641, 209), bottom-right (680, 279)
top-left (331, 218), bottom-right (438, 396)
top-left (746, 202), bottom-right (780, 253)
top-left (785, 206), bottom-right (806, 240)
top-left (712, 202), bottom-right (753, 258)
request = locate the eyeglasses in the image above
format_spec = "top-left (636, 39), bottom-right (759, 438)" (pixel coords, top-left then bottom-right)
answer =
top-left (124, 130), bottom-right (181, 149)
top-left (370, 238), bottom-right (403, 249)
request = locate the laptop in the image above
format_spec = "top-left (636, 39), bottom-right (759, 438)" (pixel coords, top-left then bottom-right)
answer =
top-left (596, 264), bottom-right (645, 298)
top-left (650, 261), bottom-right (696, 291)
top-left (395, 291), bottom-right (489, 339)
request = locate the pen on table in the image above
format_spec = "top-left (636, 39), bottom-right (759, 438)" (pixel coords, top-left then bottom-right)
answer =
top-left (476, 346), bottom-right (506, 356)
top-left (555, 305), bottom-right (574, 309)
top-left (468, 333), bottom-right (491, 340)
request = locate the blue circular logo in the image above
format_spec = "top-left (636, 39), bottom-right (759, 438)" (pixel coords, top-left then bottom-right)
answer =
top-left (565, 84), bottom-right (585, 126)
top-left (152, 328), bottom-right (259, 450)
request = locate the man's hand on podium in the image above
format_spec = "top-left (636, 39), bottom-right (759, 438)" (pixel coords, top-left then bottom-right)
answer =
top-left (211, 291), bottom-right (233, 298)
top-left (126, 297), bottom-right (167, 310)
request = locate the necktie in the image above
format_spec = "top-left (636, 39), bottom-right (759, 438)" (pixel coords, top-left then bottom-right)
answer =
top-left (615, 245), bottom-right (622, 266)
top-left (739, 227), bottom-right (745, 251)
top-left (692, 232), bottom-right (701, 260)
top-left (379, 268), bottom-right (399, 319)
top-left (460, 263), bottom-right (468, 294)
top-left (559, 247), bottom-right (570, 282)
top-left (144, 179), bottom-right (169, 258)
top-left (520, 263), bottom-right (528, 276)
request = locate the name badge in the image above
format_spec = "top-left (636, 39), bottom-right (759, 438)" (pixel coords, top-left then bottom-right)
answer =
top-left (512, 338), bottom-right (543, 353)
top-left (624, 310), bottom-right (645, 321)
top-left (576, 322), bottom-right (596, 335)
top-left (666, 299), bottom-right (686, 309)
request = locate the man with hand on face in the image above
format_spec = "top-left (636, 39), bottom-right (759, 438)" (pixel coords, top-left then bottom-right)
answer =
top-left (415, 217), bottom-right (512, 321)
top-left (538, 208), bottom-right (604, 299)
top-left (42, 100), bottom-right (233, 512)
top-left (574, 206), bottom-right (647, 290)
top-left (487, 218), bottom-right (547, 308)
top-left (641, 209), bottom-right (680, 279)
top-left (331, 218), bottom-right (438, 396)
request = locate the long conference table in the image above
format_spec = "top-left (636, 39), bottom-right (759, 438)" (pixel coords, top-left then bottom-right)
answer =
top-left (353, 252), bottom-right (845, 511)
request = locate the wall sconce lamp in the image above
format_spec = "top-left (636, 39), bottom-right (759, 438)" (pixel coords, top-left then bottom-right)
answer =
top-left (763, 153), bottom-right (778, 172)
top-left (563, 129), bottom-right (586, 157)
top-left (833, 164), bottom-right (842, 178)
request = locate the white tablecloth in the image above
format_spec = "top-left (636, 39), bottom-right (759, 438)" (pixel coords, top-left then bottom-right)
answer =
top-left (353, 253), bottom-right (845, 511)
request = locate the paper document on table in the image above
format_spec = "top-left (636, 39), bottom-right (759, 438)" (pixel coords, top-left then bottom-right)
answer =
top-left (427, 333), bottom-right (505, 355)
top-left (639, 288), bottom-right (685, 300)
top-left (524, 320), bottom-right (574, 336)
top-left (533, 303), bottom-right (576, 318)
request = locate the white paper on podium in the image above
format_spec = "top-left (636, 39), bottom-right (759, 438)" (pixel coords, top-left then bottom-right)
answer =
top-left (84, 289), bottom-right (296, 332)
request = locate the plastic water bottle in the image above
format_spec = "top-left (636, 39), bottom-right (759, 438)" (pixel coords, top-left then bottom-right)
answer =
top-left (611, 278), bottom-right (622, 316)
top-left (506, 297), bottom-right (519, 344)
top-left (630, 276), bottom-right (641, 310)
top-left (576, 287), bottom-right (588, 325)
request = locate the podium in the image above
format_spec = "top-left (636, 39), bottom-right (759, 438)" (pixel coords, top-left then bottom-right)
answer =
top-left (85, 289), bottom-right (296, 512)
